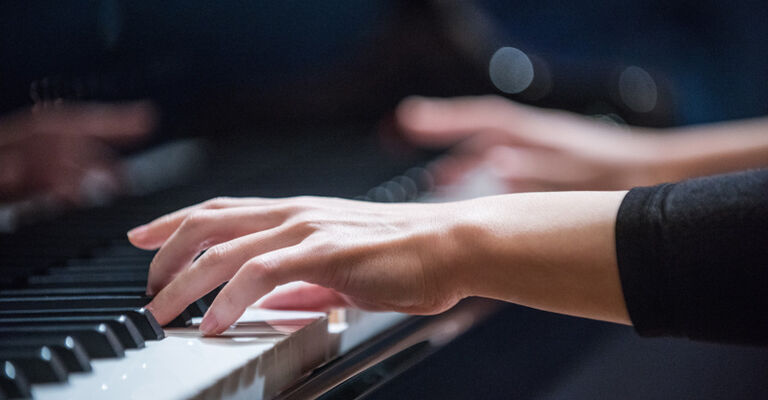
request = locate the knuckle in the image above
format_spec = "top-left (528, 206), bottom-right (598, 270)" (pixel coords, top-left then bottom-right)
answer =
top-left (276, 202), bottom-right (306, 218)
top-left (203, 196), bottom-right (233, 209)
top-left (201, 242), bottom-right (233, 264)
top-left (158, 213), bottom-right (177, 227)
top-left (214, 289), bottom-right (237, 310)
top-left (182, 209), bottom-right (214, 229)
top-left (285, 216), bottom-right (321, 235)
top-left (242, 258), bottom-right (277, 285)
top-left (289, 195), bottom-right (312, 204)
top-left (285, 195), bottom-right (320, 210)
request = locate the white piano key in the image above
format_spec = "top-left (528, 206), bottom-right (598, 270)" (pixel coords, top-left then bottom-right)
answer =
top-left (31, 308), bottom-right (407, 400)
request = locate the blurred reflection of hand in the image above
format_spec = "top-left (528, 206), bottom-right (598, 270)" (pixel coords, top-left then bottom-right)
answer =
top-left (396, 95), bottom-right (664, 192)
top-left (0, 102), bottom-right (156, 204)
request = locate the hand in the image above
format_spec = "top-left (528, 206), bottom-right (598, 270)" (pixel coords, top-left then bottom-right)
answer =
top-left (0, 102), bottom-right (155, 203)
top-left (128, 196), bottom-right (473, 335)
top-left (129, 191), bottom-right (631, 336)
top-left (396, 95), bottom-right (664, 192)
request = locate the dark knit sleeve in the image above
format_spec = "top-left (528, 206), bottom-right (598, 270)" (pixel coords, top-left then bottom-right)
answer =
top-left (615, 169), bottom-right (768, 345)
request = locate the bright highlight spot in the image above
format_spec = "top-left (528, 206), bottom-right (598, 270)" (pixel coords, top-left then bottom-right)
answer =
top-left (489, 47), bottom-right (535, 94)
top-left (619, 66), bottom-right (658, 113)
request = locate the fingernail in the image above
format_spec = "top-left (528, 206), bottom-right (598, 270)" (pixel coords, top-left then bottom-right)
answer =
top-left (199, 313), bottom-right (219, 336)
top-left (127, 225), bottom-right (148, 240)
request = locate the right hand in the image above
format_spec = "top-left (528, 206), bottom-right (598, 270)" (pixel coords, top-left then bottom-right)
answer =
top-left (128, 189), bottom-right (631, 336)
top-left (128, 195), bottom-right (478, 335)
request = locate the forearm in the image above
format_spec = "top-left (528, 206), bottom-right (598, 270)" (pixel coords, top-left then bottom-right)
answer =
top-left (645, 117), bottom-right (768, 183)
top-left (457, 191), bottom-right (631, 325)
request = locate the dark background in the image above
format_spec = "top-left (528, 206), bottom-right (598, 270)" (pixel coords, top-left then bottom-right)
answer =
top-left (3, 0), bottom-right (768, 132)
top-left (1, 1), bottom-right (767, 398)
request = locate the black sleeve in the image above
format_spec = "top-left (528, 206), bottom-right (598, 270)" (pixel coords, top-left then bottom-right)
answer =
top-left (615, 169), bottom-right (768, 345)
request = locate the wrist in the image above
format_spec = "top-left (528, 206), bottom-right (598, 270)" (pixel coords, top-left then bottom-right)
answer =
top-left (619, 130), bottom-right (679, 187)
top-left (443, 195), bottom-right (528, 301)
top-left (453, 192), bottom-right (630, 324)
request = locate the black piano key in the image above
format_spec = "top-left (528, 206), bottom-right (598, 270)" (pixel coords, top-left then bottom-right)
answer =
top-left (201, 285), bottom-right (224, 307)
top-left (27, 273), bottom-right (147, 288)
top-left (0, 316), bottom-right (145, 349)
top-left (0, 337), bottom-right (91, 373)
top-left (160, 309), bottom-right (194, 328)
top-left (0, 346), bottom-right (68, 383)
top-left (0, 286), bottom-right (147, 297)
top-left (0, 295), bottom-right (150, 310)
top-left (0, 295), bottom-right (200, 327)
top-left (0, 308), bottom-right (164, 341)
top-left (66, 256), bottom-right (152, 267)
top-left (91, 245), bottom-right (152, 258)
top-left (166, 315), bottom-right (191, 328)
top-left (48, 264), bottom-right (148, 274)
top-left (0, 324), bottom-right (125, 358)
top-left (185, 298), bottom-right (209, 317)
top-left (0, 361), bottom-right (31, 399)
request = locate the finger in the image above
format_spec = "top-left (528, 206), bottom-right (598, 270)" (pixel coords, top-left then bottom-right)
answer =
top-left (127, 197), bottom-right (283, 250)
top-left (396, 95), bottom-right (529, 146)
top-left (145, 206), bottom-right (290, 294)
top-left (428, 154), bottom-right (485, 186)
top-left (199, 245), bottom-right (311, 335)
top-left (483, 146), bottom-right (596, 191)
top-left (257, 282), bottom-right (349, 311)
top-left (397, 96), bottom-right (615, 152)
top-left (145, 226), bottom-right (305, 325)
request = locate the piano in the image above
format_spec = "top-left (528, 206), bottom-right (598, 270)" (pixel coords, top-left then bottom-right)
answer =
top-left (0, 125), bottom-right (505, 400)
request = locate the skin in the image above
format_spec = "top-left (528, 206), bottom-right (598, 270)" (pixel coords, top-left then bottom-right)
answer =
top-left (0, 102), bottom-right (155, 203)
top-left (396, 95), bottom-right (768, 192)
top-left (129, 192), bottom-right (630, 336)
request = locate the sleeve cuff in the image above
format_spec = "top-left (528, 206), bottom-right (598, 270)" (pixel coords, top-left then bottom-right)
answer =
top-left (615, 184), bottom-right (677, 337)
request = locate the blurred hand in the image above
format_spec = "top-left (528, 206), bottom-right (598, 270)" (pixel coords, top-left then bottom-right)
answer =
top-left (129, 196), bottom-right (475, 335)
top-left (396, 95), bottom-right (664, 192)
top-left (0, 102), bottom-right (156, 203)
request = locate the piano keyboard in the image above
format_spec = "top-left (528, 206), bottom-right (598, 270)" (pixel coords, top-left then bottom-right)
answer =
top-left (0, 130), bottom-right (507, 399)
top-left (0, 206), bottom-right (412, 399)
top-left (0, 209), bottom-right (414, 399)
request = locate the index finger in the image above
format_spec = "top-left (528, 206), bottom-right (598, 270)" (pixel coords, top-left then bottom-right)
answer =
top-left (145, 223), bottom-right (306, 325)
top-left (127, 197), bottom-right (282, 250)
